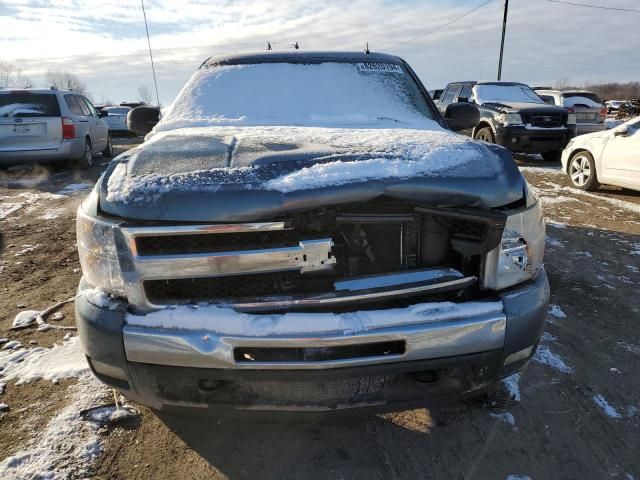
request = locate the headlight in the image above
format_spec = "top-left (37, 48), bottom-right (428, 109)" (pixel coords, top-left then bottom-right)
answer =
top-left (497, 113), bottom-right (523, 125)
top-left (482, 200), bottom-right (545, 290)
top-left (77, 206), bottom-right (125, 296)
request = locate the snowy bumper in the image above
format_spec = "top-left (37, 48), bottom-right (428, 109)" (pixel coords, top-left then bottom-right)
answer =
top-left (75, 271), bottom-right (549, 412)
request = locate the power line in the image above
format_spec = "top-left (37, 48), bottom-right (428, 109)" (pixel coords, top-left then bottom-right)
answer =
top-left (385, 0), bottom-right (495, 50)
top-left (141, 0), bottom-right (161, 106)
top-left (547, 0), bottom-right (640, 13)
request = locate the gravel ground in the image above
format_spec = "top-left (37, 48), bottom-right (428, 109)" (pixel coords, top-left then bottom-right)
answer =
top-left (0, 145), bottom-right (638, 480)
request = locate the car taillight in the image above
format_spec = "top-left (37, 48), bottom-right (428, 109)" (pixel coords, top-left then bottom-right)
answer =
top-left (566, 107), bottom-right (575, 114)
top-left (599, 106), bottom-right (608, 117)
top-left (62, 117), bottom-right (75, 139)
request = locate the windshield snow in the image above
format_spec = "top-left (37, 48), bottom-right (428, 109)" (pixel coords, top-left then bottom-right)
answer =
top-left (473, 84), bottom-right (544, 105)
top-left (155, 62), bottom-right (439, 132)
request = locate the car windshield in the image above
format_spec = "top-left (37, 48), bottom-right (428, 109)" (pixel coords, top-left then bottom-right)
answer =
top-left (473, 84), bottom-right (544, 105)
top-left (160, 61), bottom-right (438, 129)
top-left (0, 93), bottom-right (61, 118)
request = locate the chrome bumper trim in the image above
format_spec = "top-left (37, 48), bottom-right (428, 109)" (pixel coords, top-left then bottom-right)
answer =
top-left (123, 302), bottom-right (506, 370)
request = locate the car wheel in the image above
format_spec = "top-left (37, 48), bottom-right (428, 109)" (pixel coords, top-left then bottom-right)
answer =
top-left (80, 139), bottom-right (93, 169)
top-left (568, 151), bottom-right (599, 191)
top-left (473, 127), bottom-right (495, 143)
top-left (542, 150), bottom-right (561, 162)
top-left (102, 134), bottom-right (113, 158)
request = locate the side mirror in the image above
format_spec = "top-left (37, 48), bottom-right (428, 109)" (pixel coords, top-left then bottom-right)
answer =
top-left (127, 106), bottom-right (161, 136)
top-left (445, 102), bottom-right (480, 131)
top-left (614, 126), bottom-right (629, 137)
top-left (98, 110), bottom-right (109, 118)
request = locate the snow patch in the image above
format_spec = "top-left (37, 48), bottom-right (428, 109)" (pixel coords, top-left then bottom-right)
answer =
top-left (78, 287), bottom-right (121, 310)
top-left (0, 337), bottom-right (89, 385)
top-left (506, 476), bottom-right (532, 480)
top-left (533, 344), bottom-right (573, 374)
top-left (548, 305), bottom-right (567, 319)
top-left (12, 310), bottom-right (41, 329)
top-left (489, 412), bottom-right (516, 428)
top-left (0, 375), bottom-right (109, 480)
top-left (502, 373), bottom-right (521, 402)
top-left (592, 394), bottom-right (622, 419)
top-left (39, 207), bottom-right (67, 220)
top-left (57, 183), bottom-right (92, 195)
top-left (0, 203), bottom-right (23, 220)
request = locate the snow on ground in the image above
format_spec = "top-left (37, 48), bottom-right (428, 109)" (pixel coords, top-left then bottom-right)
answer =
top-left (126, 300), bottom-right (504, 335)
top-left (548, 304), bottom-right (567, 319)
top-left (592, 394), bottom-right (622, 419)
top-left (489, 412), bottom-right (516, 428)
top-left (0, 192), bottom-right (66, 221)
top-left (502, 373), bottom-right (521, 402)
top-left (0, 337), bottom-right (131, 479)
top-left (56, 183), bottom-right (92, 195)
top-left (533, 344), bottom-right (574, 374)
top-left (38, 207), bottom-right (68, 220)
top-left (0, 337), bottom-right (89, 385)
top-left (0, 375), bottom-right (109, 480)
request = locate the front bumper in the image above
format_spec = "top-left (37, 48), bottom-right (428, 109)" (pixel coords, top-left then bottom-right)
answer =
top-left (0, 138), bottom-right (84, 164)
top-left (495, 125), bottom-right (576, 154)
top-left (75, 270), bottom-right (550, 412)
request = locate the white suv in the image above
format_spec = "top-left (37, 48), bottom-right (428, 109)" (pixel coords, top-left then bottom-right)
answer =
top-left (0, 88), bottom-right (112, 166)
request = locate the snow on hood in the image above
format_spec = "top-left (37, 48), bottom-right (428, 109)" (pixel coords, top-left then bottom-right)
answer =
top-left (106, 125), bottom-right (498, 201)
top-left (99, 125), bottom-right (524, 221)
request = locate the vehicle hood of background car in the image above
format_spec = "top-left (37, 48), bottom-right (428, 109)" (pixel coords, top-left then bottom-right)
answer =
top-left (98, 126), bottom-right (525, 222)
top-left (479, 101), bottom-right (567, 114)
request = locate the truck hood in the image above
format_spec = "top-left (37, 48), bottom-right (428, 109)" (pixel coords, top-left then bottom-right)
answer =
top-left (481, 101), bottom-right (567, 114)
top-left (98, 126), bottom-right (525, 222)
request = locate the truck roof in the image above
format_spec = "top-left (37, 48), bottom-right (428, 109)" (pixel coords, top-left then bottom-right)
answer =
top-left (201, 50), bottom-right (406, 68)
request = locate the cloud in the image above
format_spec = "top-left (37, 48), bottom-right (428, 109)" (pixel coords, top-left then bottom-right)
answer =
top-left (1, 0), bottom-right (638, 105)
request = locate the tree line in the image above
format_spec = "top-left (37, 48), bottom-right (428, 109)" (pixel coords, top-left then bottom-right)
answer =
top-left (1, 60), bottom-right (154, 105)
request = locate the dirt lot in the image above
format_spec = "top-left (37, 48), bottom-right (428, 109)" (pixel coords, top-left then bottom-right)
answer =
top-left (0, 143), bottom-right (638, 480)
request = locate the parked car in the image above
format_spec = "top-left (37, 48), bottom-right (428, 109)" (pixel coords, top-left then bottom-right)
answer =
top-left (75, 51), bottom-right (549, 413)
top-left (605, 100), bottom-right (629, 114)
top-left (102, 106), bottom-right (134, 136)
top-left (535, 89), bottom-right (607, 135)
top-left (561, 116), bottom-right (640, 191)
top-left (0, 88), bottom-right (112, 166)
top-left (437, 81), bottom-right (576, 162)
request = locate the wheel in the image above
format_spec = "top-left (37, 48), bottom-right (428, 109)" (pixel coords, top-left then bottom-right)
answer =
top-left (568, 150), bottom-right (599, 191)
top-left (542, 150), bottom-right (562, 162)
top-left (102, 133), bottom-right (113, 158)
top-left (79, 139), bottom-right (93, 169)
top-left (473, 126), bottom-right (495, 143)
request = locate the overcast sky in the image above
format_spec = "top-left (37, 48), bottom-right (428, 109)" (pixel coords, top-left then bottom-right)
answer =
top-left (1, 0), bottom-right (638, 105)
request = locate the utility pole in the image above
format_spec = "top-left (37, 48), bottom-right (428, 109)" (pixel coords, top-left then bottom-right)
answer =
top-left (497, 0), bottom-right (509, 81)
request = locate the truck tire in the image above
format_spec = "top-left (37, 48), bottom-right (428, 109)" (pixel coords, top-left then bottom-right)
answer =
top-left (567, 150), bottom-right (599, 191)
top-left (474, 127), bottom-right (495, 143)
top-left (542, 150), bottom-right (561, 162)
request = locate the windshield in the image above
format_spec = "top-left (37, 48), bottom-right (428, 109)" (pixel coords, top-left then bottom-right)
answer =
top-left (105, 107), bottom-right (130, 115)
top-left (473, 84), bottom-right (545, 105)
top-left (160, 61), bottom-right (438, 130)
top-left (0, 93), bottom-right (61, 118)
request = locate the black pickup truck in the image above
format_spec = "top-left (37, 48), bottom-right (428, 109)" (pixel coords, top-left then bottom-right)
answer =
top-left (437, 81), bottom-right (576, 162)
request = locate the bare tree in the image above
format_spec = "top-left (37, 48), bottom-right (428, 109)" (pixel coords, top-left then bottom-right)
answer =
top-left (137, 84), bottom-right (152, 104)
top-left (45, 70), bottom-right (87, 95)
top-left (0, 61), bottom-right (33, 88)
